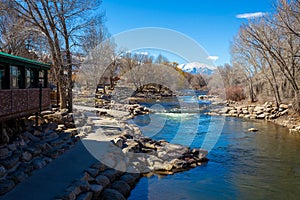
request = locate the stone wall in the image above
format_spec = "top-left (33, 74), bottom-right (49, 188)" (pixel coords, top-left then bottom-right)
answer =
top-left (0, 111), bottom-right (78, 195)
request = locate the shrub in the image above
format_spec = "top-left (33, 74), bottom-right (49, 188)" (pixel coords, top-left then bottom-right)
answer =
top-left (225, 86), bottom-right (246, 101)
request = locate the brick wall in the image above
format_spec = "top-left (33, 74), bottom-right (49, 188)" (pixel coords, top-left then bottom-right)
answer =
top-left (0, 88), bottom-right (50, 120)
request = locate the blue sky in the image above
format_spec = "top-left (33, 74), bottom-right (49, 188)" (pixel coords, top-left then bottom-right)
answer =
top-left (101, 0), bottom-right (274, 66)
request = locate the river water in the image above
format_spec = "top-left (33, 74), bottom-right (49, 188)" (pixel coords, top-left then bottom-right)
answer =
top-left (128, 96), bottom-right (300, 200)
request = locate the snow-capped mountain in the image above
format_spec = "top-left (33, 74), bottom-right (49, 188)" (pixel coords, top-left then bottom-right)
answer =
top-left (177, 62), bottom-right (216, 75)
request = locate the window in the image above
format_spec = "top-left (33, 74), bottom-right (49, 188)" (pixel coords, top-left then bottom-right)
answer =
top-left (39, 70), bottom-right (45, 87)
top-left (0, 65), bottom-right (5, 89)
top-left (26, 68), bottom-right (34, 88)
top-left (10, 66), bottom-right (21, 89)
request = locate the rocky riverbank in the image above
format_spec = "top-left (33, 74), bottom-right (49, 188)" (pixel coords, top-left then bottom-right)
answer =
top-left (206, 101), bottom-right (300, 135)
top-left (0, 102), bottom-right (209, 199)
top-left (57, 106), bottom-right (209, 200)
top-left (0, 110), bottom-right (79, 195)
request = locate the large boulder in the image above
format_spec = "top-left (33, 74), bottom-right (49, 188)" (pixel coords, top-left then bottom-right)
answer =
top-left (100, 189), bottom-right (126, 200)
top-left (95, 175), bottom-right (110, 188)
top-left (111, 180), bottom-right (131, 197)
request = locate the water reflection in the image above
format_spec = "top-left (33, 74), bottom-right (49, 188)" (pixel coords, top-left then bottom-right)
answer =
top-left (129, 116), bottom-right (300, 200)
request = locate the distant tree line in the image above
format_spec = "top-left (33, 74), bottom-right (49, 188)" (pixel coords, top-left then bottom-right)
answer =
top-left (213, 0), bottom-right (299, 112)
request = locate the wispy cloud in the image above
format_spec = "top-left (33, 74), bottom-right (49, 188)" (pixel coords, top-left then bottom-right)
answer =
top-left (207, 56), bottom-right (219, 61)
top-left (135, 51), bottom-right (149, 56)
top-left (236, 12), bottom-right (267, 19)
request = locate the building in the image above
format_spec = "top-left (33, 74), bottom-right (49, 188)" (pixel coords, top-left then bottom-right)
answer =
top-left (0, 52), bottom-right (51, 121)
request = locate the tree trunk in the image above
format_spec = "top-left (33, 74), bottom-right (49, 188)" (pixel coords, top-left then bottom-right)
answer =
top-left (293, 91), bottom-right (300, 112)
top-left (58, 81), bottom-right (67, 109)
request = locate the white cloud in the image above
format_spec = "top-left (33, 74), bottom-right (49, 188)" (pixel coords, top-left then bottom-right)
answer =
top-left (133, 51), bottom-right (149, 56)
top-left (236, 12), bottom-right (267, 19)
top-left (207, 56), bottom-right (219, 61)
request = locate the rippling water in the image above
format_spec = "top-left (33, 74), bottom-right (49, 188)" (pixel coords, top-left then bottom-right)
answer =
top-left (128, 96), bottom-right (300, 200)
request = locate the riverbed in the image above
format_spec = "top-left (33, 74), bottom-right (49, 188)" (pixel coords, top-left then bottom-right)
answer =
top-left (128, 96), bottom-right (300, 200)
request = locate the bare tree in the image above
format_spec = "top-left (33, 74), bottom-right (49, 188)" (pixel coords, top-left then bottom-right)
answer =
top-left (0, 1), bottom-right (46, 59)
top-left (231, 0), bottom-right (300, 110)
top-left (275, 0), bottom-right (300, 38)
top-left (11, 0), bottom-right (102, 112)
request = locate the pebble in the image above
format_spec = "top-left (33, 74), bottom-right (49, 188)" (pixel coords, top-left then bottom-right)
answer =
top-left (248, 128), bottom-right (259, 132)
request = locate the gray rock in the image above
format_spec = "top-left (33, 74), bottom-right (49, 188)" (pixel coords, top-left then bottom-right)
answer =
top-left (44, 149), bottom-right (59, 159)
top-left (123, 139), bottom-right (140, 153)
top-left (113, 138), bottom-right (124, 148)
top-left (248, 128), bottom-right (258, 132)
top-left (33, 130), bottom-right (42, 136)
top-left (90, 184), bottom-right (103, 197)
top-left (243, 114), bottom-right (251, 118)
top-left (32, 158), bottom-right (44, 169)
top-left (111, 180), bottom-right (131, 197)
top-left (0, 179), bottom-right (15, 195)
top-left (100, 189), bottom-right (126, 200)
top-left (63, 128), bottom-right (78, 136)
top-left (21, 151), bottom-right (33, 162)
top-left (242, 110), bottom-right (249, 114)
top-left (49, 138), bottom-right (64, 147)
top-left (65, 185), bottom-right (81, 198)
top-left (85, 168), bottom-right (99, 178)
top-left (0, 147), bottom-right (11, 159)
top-left (256, 114), bottom-right (265, 119)
top-left (10, 169), bottom-right (29, 183)
top-left (120, 174), bottom-right (139, 188)
top-left (1, 155), bottom-right (19, 169)
top-left (255, 110), bottom-right (263, 115)
top-left (60, 191), bottom-right (76, 200)
top-left (24, 146), bottom-right (42, 157)
top-left (82, 126), bottom-right (92, 133)
top-left (91, 162), bottom-right (106, 172)
top-left (57, 124), bottom-right (66, 131)
top-left (19, 163), bottom-right (34, 174)
top-left (95, 175), bottom-right (110, 188)
top-left (77, 192), bottom-right (93, 200)
top-left (100, 169), bottom-right (121, 182)
top-left (219, 107), bottom-right (230, 114)
top-left (228, 109), bottom-right (238, 114)
top-left (7, 144), bottom-right (17, 151)
top-left (171, 159), bottom-right (187, 169)
top-left (157, 162), bottom-right (173, 171)
top-left (265, 108), bottom-right (273, 113)
top-left (43, 131), bottom-right (59, 141)
top-left (268, 114), bottom-right (276, 119)
top-left (279, 104), bottom-right (289, 109)
top-left (79, 172), bottom-right (93, 182)
top-left (34, 141), bottom-right (52, 151)
top-left (74, 180), bottom-right (90, 193)
top-left (0, 165), bottom-right (6, 178)
top-left (23, 131), bottom-right (40, 142)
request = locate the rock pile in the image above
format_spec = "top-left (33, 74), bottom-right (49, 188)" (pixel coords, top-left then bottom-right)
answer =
top-left (289, 126), bottom-right (300, 135)
top-left (58, 118), bottom-right (209, 200)
top-left (0, 112), bottom-right (79, 195)
top-left (109, 124), bottom-right (209, 175)
top-left (58, 162), bottom-right (140, 200)
top-left (125, 104), bottom-right (150, 116)
top-left (207, 102), bottom-right (290, 120)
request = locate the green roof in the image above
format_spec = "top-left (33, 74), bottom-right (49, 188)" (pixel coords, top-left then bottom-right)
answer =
top-left (0, 52), bottom-right (50, 70)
